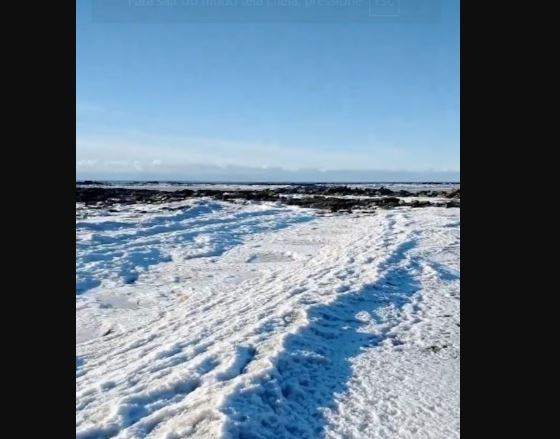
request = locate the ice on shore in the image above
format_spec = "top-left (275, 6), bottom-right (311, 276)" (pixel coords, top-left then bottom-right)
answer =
top-left (76, 199), bottom-right (460, 439)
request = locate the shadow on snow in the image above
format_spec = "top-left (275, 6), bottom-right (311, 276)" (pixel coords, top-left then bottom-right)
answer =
top-left (221, 239), bottom-right (421, 439)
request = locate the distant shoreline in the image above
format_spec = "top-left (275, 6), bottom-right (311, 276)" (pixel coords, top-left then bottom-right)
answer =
top-left (76, 184), bottom-right (460, 211)
top-left (77, 180), bottom-right (460, 186)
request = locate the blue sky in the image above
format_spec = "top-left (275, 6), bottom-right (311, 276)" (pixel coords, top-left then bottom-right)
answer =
top-left (77, 0), bottom-right (459, 181)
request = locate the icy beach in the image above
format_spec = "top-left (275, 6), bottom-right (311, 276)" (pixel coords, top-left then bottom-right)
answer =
top-left (76, 185), bottom-right (460, 439)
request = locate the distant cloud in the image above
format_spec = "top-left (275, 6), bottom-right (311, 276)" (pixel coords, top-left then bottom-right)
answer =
top-left (76, 159), bottom-right (98, 167)
top-left (77, 132), bottom-right (459, 180)
top-left (77, 160), bottom-right (459, 182)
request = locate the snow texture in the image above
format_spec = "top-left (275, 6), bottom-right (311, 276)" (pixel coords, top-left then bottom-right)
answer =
top-left (76, 198), bottom-right (459, 439)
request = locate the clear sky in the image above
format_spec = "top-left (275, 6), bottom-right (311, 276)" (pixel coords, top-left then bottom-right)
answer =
top-left (77, 0), bottom-right (459, 182)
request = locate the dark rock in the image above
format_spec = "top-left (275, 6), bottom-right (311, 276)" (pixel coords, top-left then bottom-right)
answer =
top-left (445, 200), bottom-right (460, 208)
top-left (407, 200), bottom-right (433, 208)
top-left (375, 197), bottom-right (401, 208)
top-left (427, 344), bottom-right (448, 353)
top-left (377, 186), bottom-right (395, 196)
top-left (78, 180), bottom-right (105, 185)
top-left (76, 184), bottom-right (459, 212)
top-left (446, 189), bottom-right (460, 199)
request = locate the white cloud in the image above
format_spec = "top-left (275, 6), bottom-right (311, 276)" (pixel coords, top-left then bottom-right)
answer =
top-left (76, 159), bottom-right (98, 167)
top-left (76, 131), bottom-right (439, 171)
top-left (75, 131), bottom-right (459, 181)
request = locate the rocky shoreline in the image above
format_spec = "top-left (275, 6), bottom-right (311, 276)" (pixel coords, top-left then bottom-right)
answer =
top-left (76, 185), bottom-right (460, 212)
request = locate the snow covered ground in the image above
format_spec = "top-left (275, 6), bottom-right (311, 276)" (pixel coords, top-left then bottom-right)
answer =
top-left (76, 199), bottom-right (460, 439)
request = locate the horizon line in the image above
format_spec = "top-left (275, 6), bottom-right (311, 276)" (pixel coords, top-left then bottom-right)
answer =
top-left (76, 179), bottom-right (460, 184)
